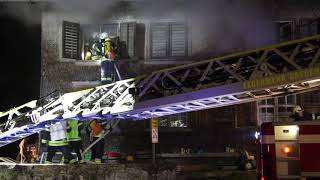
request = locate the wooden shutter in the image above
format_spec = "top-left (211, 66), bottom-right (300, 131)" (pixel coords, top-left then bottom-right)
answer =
top-left (151, 23), bottom-right (169, 58)
top-left (170, 23), bottom-right (187, 57)
top-left (62, 21), bottom-right (80, 59)
top-left (120, 22), bottom-right (136, 58)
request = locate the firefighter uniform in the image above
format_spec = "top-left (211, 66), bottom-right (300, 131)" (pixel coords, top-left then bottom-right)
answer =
top-left (103, 38), bottom-right (116, 60)
top-left (67, 119), bottom-right (84, 163)
top-left (100, 37), bottom-right (116, 85)
top-left (100, 59), bottom-right (115, 84)
top-left (46, 121), bottom-right (71, 163)
top-left (88, 119), bottom-right (105, 163)
top-left (38, 127), bottom-right (50, 163)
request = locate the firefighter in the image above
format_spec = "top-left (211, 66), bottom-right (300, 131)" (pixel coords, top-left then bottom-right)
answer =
top-left (66, 119), bottom-right (84, 164)
top-left (291, 105), bottom-right (312, 121)
top-left (45, 121), bottom-right (71, 164)
top-left (91, 32), bottom-right (103, 60)
top-left (103, 37), bottom-right (116, 60)
top-left (37, 125), bottom-right (50, 163)
top-left (100, 33), bottom-right (117, 85)
top-left (88, 119), bottom-right (105, 164)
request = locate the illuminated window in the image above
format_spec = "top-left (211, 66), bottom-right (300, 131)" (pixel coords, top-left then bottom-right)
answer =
top-left (159, 113), bottom-right (188, 128)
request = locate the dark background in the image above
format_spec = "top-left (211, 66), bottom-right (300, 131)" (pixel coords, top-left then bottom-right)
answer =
top-left (0, 2), bottom-right (41, 158)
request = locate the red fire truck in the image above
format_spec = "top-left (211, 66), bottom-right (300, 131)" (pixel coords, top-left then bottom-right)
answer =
top-left (256, 121), bottom-right (320, 180)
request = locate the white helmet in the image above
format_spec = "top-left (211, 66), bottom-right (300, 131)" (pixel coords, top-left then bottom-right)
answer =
top-left (100, 32), bottom-right (108, 40)
top-left (92, 32), bottom-right (99, 39)
top-left (293, 105), bottom-right (303, 113)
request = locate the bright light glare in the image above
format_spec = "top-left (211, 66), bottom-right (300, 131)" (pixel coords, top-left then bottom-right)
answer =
top-left (81, 52), bottom-right (84, 60)
top-left (255, 131), bottom-right (260, 140)
top-left (283, 146), bottom-right (292, 154)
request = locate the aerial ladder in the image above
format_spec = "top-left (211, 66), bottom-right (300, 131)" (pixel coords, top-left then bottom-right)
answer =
top-left (1, 35), bottom-right (320, 147)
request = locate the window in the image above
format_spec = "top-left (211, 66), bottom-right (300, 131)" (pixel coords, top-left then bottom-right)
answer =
top-left (277, 21), bottom-right (295, 42)
top-left (150, 22), bottom-right (188, 58)
top-left (159, 113), bottom-right (189, 128)
top-left (299, 18), bottom-right (320, 38)
top-left (257, 95), bottom-right (296, 125)
top-left (62, 21), bottom-right (136, 60)
top-left (62, 21), bottom-right (80, 59)
top-left (120, 22), bottom-right (136, 58)
top-left (81, 23), bottom-right (119, 61)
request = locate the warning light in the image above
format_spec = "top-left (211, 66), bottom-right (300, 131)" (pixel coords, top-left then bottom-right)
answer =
top-left (282, 146), bottom-right (292, 154)
top-left (261, 176), bottom-right (265, 180)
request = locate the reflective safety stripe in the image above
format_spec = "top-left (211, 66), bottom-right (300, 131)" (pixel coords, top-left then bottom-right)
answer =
top-left (68, 138), bottom-right (81, 142)
top-left (48, 139), bottom-right (68, 146)
top-left (41, 139), bottom-right (48, 144)
top-left (261, 135), bottom-right (275, 144)
top-left (262, 135), bottom-right (320, 144)
top-left (101, 77), bottom-right (112, 81)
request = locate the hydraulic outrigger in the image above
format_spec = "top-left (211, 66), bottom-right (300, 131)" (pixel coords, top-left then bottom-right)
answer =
top-left (1, 35), bottom-right (320, 147)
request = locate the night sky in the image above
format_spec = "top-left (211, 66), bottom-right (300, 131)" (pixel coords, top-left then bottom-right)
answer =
top-left (0, 3), bottom-right (41, 157)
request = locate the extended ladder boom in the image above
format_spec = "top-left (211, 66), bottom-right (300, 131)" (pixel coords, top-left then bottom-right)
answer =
top-left (1, 35), bottom-right (320, 147)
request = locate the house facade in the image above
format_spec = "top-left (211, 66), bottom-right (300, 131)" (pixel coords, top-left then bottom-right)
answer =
top-left (38, 0), bottom-right (320, 153)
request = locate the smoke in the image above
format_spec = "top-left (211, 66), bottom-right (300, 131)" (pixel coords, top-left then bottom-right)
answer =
top-left (130, 0), bottom-right (276, 54)
top-left (0, 2), bottom-right (42, 26)
top-left (1, 0), bottom-right (276, 54)
top-left (186, 0), bottom-right (276, 54)
top-left (48, 0), bottom-right (121, 24)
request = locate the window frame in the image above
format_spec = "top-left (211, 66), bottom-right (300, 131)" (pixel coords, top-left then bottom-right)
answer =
top-left (62, 21), bottom-right (137, 61)
top-left (149, 21), bottom-right (188, 59)
top-left (277, 20), bottom-right (296, 42)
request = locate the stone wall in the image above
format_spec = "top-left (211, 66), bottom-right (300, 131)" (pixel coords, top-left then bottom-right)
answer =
top-left (0, 164), bottom-right (148, 180)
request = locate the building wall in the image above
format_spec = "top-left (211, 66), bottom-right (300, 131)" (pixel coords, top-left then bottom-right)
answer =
top-left (40, 1), bottom-right (320, 155)
top-left (41, 11), bottom-right (101, 96)
top-left (40, 1), bottom-right (277, 96)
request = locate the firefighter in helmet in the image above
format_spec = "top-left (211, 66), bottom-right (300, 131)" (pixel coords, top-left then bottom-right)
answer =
top-left (291, 105), bottom-right (312, 121)
top-left (91, 32), bottom-right (103, 60)
top-left (100, 32), bottom-right (116, 84)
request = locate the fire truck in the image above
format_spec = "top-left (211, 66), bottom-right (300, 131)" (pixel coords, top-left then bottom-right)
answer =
top-left (256, 121), bottom-right (320, 180)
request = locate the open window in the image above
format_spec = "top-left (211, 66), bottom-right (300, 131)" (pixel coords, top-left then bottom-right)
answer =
top-left (62, 21), bottom-right (136, 61)
top-left (150, 22), bottom-right (188, 59)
